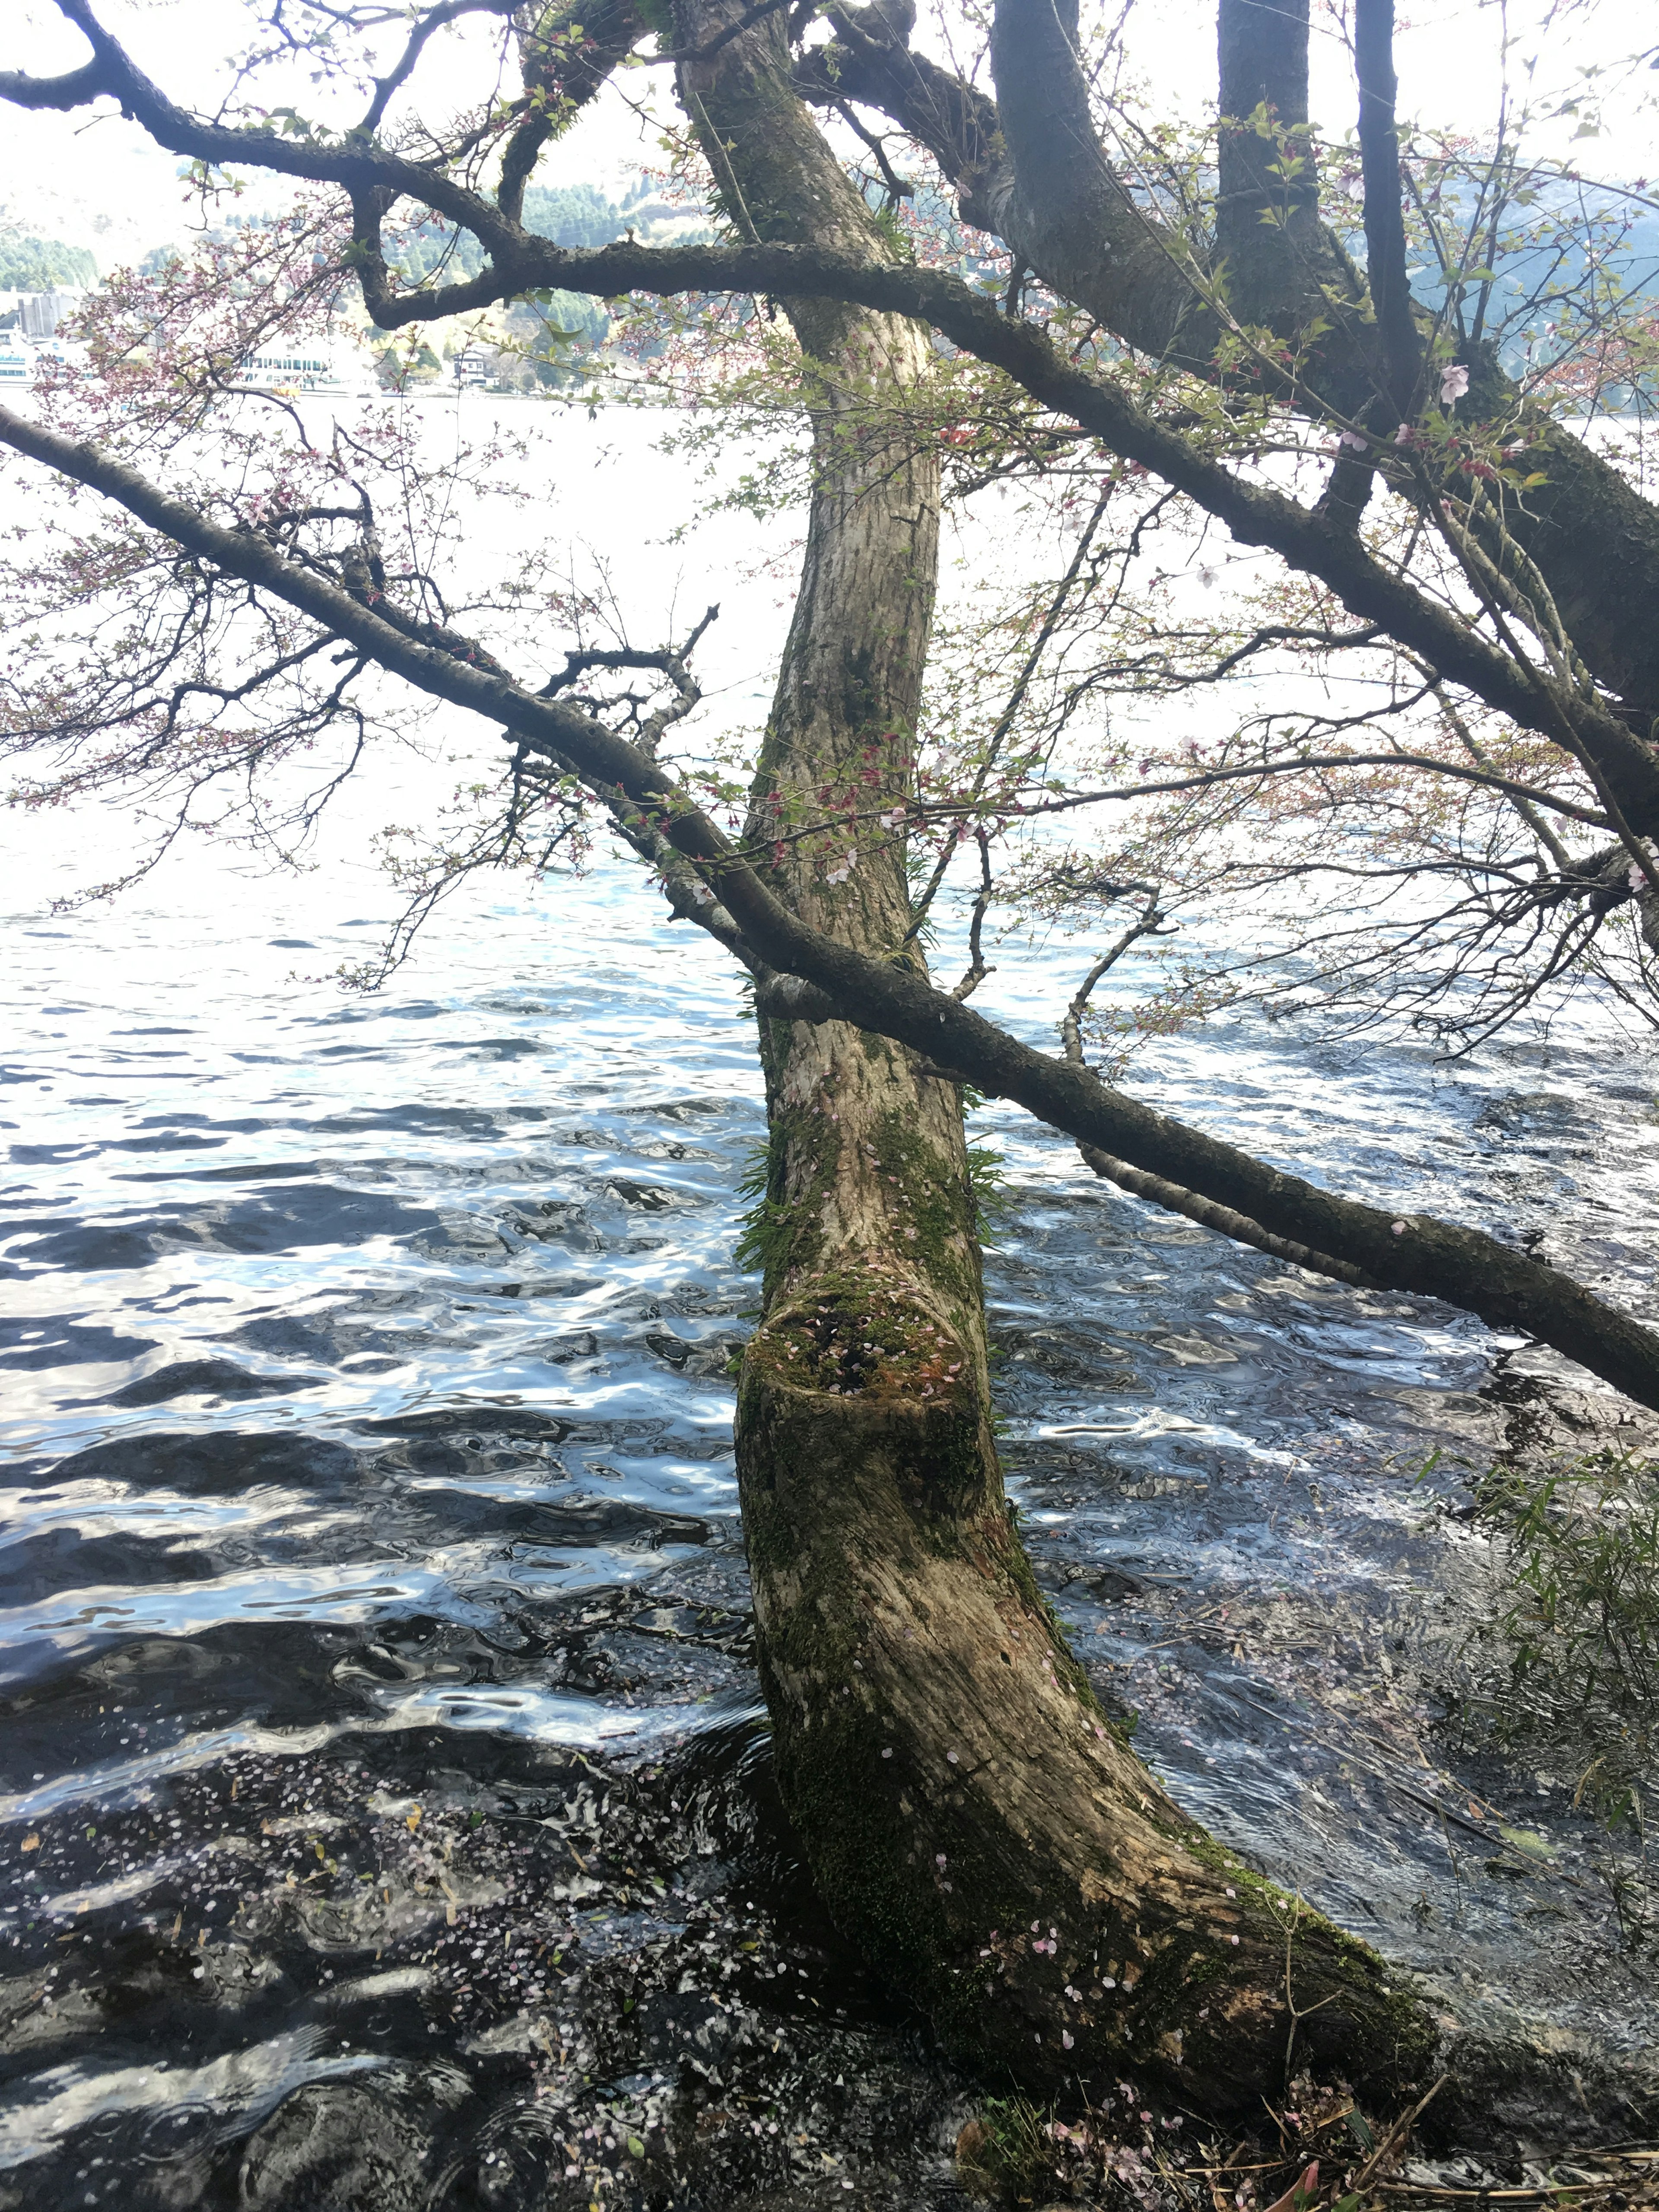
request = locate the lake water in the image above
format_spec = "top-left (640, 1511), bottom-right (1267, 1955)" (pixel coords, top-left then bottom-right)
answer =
top-left (3, 401), bottom-right (1658, 2206)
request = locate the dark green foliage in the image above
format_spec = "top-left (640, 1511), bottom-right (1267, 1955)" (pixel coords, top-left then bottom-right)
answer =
top-left (0, 233), bottom-right (96, 289)
top-left (1468, 1448), bottom-right (1659, 1818)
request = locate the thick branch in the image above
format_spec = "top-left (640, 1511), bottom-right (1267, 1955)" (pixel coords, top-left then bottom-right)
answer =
top-left (1354, 0), bottom-right (1421, 407)
top-left (341, 226), bottom-right (1659, 833)
top-left (795, 6), bottom-right (1000, 225)
top-left (0, 55), bottom-right (105, 106)
top-left (8, 399), bottom-right (1659, 1411)
top-left (1078, 1145), bottom-right (1381, 1290)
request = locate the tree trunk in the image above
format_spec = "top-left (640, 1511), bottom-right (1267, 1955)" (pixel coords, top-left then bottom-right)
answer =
top-left (1216, 0), bottom-right (1326, 326)
top-left (681, 0), bottom-right (1434, 2116)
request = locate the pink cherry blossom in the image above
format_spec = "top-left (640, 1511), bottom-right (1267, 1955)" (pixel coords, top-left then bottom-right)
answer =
top-left (1440, 362), bottom-right (1471, 404)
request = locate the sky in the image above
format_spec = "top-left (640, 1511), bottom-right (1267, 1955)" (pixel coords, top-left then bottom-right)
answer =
top-left (3, 0), bottom-right (1653, 270)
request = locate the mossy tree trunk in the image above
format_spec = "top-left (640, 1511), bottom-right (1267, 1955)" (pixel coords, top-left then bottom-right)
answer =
top-left (680, 0), bottom-right (1433, 2116)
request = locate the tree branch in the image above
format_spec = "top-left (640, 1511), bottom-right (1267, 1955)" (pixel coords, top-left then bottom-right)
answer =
top-left (327, 227), bottom-right (1659, 833)
top-left (0, 55), bottom-right (105, 107)
top-left (9, 397), bottom-right (1659, 1409)
top-left (15, 3), bottom-right (1659, 729)
top-left (357, 0), bottom-right (515, 135)
top-left (791, 0), bottom-right (1659, 721)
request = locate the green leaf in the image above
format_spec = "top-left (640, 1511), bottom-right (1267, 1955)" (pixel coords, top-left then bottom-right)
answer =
top-left (1497, 1822), bottom-right (1555, 1859)
top-left (627, 2135), bottom-right (646, 2158)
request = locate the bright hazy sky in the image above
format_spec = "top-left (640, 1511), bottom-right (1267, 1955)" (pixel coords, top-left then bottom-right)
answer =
top-left (3, 0), bottom-right (1651, 269)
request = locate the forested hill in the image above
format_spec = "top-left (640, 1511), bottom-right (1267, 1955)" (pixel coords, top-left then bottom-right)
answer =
top-left (391, 178), bottom-right (709, 286)
top-left (0, 233), bottom-right (97, 289)
top-left (521, 182), bottom-right (638, 249)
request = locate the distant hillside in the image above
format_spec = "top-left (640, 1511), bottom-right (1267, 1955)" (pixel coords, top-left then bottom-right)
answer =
top-left (390, 176), bottom-right (711, 286)
top-left (380, 178), bottom-right (715, 355)
top-left (0, 233), bottom-right (97, 290)
top-left (521, 182), bottom-right (633, 249)
top-left (393, 184), bottom-right (628, 285)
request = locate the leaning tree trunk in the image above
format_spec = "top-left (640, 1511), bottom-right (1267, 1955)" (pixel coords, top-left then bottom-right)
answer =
top-left (680, 1), bottom-right (1433, 2115)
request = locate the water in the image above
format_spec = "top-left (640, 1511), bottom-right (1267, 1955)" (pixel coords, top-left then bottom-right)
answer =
top-left (5, 417), bottom-right (1659, 2202)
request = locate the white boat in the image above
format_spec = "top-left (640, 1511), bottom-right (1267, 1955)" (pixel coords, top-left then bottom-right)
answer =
top-left (228, 340), bottom-right (375, 397)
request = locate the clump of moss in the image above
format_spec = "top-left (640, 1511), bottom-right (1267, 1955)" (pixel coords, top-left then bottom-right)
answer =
top-left (734, 1106), bottom-right (841, 1289)
top-left (955, 2096), bottom-right (1054, 2202)
top-left (865, 1107), bottom-right (977, 1293)
top-left (758, 1271), bottom-right (973, 1402)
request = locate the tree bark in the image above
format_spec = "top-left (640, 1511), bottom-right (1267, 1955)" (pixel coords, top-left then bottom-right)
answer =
top-left (680, 0), bottom-right (1434, 2115)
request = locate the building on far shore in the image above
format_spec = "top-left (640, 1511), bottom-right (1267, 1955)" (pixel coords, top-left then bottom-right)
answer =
top-left (0, 288), bottom-right (85, 340)
top-left (0, 287), bottom-right (90, 384)
top-left (0, 331), bottom-right (82, 386)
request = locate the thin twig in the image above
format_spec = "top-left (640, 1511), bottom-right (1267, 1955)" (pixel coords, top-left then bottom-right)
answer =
top-left (951, 830), bottom-right (997, 999)
top-left (1348, 2077), bottom-right (1452, 2197)
top-left (903, 484), bottom-right (1115, 944)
